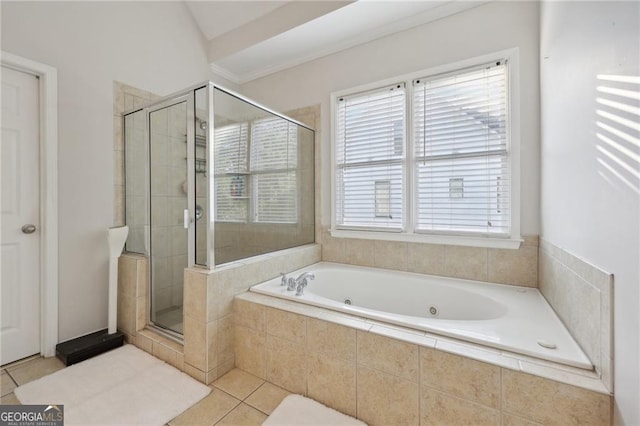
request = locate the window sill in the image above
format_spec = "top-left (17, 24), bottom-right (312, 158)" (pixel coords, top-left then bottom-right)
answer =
top-left (330, 228), bottom-right (522, 250)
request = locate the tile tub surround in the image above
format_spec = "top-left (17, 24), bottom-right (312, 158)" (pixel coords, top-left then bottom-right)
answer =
top-left (118, 245), bottom-right (321, 385)
top-left (539, 239), bottom-right (614, 392)
top-left (181, 244), bottom-right (322, 384)
top-left (234, 292), bottom-right (612, 426)
top-left (321, 227), bottom-right (539, 288)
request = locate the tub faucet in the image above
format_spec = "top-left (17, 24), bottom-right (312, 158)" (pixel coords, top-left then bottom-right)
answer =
top-left (294, 272), bottom-right (315, 296)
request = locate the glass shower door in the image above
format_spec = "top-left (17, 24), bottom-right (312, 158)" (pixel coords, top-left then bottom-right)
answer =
top-left (149, 100), bottom-right (189, 334)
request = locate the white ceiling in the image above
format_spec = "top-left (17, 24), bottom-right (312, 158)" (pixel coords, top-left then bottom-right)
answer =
top-left (185, 1), bottom-right (289, 40)
top-left (185, 1), bottom-right (488, 84)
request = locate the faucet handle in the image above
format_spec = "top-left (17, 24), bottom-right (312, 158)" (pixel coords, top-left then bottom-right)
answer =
top-left (287, 277), bottom-right (297, 292)
top-left (280, 272), bottom-right (287, 286)
top-left (295, 279), bottom-right (309, 296)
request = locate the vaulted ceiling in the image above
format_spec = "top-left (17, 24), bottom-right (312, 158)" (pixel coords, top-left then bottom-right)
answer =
top-left (185, 1), bottom-right (488, 84)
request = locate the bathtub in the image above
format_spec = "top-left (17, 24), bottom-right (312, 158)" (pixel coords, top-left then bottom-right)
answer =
top-left (250, 262), bottom-right (592, 370)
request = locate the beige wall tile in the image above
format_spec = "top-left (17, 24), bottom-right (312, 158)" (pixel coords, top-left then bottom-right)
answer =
top-left (152, 342), bottom-right (177, 366)
top-left (184, 315), bottom-right (207, 371)
top-left (521, 235), bottom-right (539, 247)
top-left (374, 240), bottom-right (408, 271)
top-left (173, 352), bottom-right (185, 372)
top-left (183, 270), bottom-right (206, 321)
top-left (234, 299), bottom-right (266, 331)
top-left (357, 331), bottom-right (419, 382)
top-left (266, 308), bottom-right (306, 344)
top-left (218, 315), bottom-right (234, 367)
top-left (265, 335), bottom-right (307, 394)
top-left (117, 294), bottom-right (135, 335)
top-left (307, 353), bottom-right (357, 417)
top-left (420, 347), bottom-right (500, 409)
top-left (213, 368), bottom-right (264, 400)
top-left (207, 320), bottom-right (218, 372)
top-left (118, 256), bottom-right (137, 298)
top-left (322, 231), bottom-right (345, 263)
top-left (357, 366), bottom-right (419, 426)
top-left (420, 386), bottom-right (500, 426)
top-left (407, 243), bottom-right (446, 276)
top-left (135, 296), bottom-right (146, 331)
top-left (501, 369), bottom-right (611, 425)
top-left (234, 326), bottom-right (266, 379)
top-left (488, 246), bottom-right (537, 287)
top-left (444, 245), bottom-right (488, 281)
top-left (135, 332), bottom-right (153, 354)
top-left (307, 318), bottom-right (356, 361)
top-left (206, 273), bottom-right (220, 323)
top-left (136, 257), bottom-right (148, 297)
top-left (245, 382), bottom-right (291, 415)
top-left (212, 271), bottom-right (236, 320)
top-left (344, 238), bottom-right (375, 267)
top-left (218, 358), bottom-right (235, 378)
top-left (502, 413), bottom-right (543, 426)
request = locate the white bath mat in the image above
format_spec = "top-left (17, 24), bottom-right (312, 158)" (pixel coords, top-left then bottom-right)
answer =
top-left (263, 395), bottom-right (367, 426)
top-left (14, 344), bottom-right (210, 426)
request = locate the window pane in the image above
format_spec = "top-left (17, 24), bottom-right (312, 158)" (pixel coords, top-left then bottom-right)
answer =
top-left (253, 172), bottom-right (297, 223)
top-left (413, 62), bottom-right (510, 235)
top-left (336, 162), bottom-right (403, 229)
top-left (214, 123), bottom-right (248, 174)
top-left (251, 117), bottom-right (297, 171)
top-left (214, 176), bottom-right (248, 222)
top-left (335, 84), bottom-right (406, 229)
top-left (415, 154), bottom-right (509, 234)
top-left (337, 86), bottom-right (405, 165)
top-left (414, 64), bottom-right (507, 158)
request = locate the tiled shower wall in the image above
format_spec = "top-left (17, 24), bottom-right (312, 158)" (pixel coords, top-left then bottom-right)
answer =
top-left (114, 82), bottom-right (187, 312)
top-left (539, 239), bottom-right (614, 391)
top-left (113, 81), bottom-right (159, 226)
top-left (321, 229), bottom-right (539, 287)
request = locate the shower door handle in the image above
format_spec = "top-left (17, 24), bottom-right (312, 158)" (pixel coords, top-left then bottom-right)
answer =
top-left (183, 209), bottom-right (190, 229)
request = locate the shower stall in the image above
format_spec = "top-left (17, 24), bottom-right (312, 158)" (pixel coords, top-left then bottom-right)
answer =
top-left (123, 83), bottom-right (315, 337)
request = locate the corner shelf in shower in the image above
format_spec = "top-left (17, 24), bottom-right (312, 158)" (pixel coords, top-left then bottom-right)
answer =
top-left (184, 135), bottom-right (207, 148)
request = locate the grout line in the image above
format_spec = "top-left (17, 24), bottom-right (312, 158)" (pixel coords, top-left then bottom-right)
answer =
top-left (6, 370), bottom-right (19, 387)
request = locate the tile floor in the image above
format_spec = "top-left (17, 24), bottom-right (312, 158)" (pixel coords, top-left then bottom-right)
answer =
top-left (0, 352), bottom-right (291, 426)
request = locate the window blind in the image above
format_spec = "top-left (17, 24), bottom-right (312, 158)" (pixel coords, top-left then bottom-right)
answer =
top-left (214, 123), bottom-right (249, 222)
top-left (413, 61), bottom-right (509, 235)
top-left (335, 84), bottom-right (405, 230)
top-left (250, 117), bottom-right (298, 223)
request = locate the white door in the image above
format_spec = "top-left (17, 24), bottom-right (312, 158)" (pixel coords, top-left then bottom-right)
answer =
top-left (1, 66), bottom-right (41, 365)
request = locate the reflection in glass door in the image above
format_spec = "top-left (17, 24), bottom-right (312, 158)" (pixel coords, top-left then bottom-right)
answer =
top-left (149, 100), bottom-right (188, 334)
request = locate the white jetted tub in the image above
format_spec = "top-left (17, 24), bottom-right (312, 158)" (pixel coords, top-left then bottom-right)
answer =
top-left (251, 262), bottom-right (592, 370)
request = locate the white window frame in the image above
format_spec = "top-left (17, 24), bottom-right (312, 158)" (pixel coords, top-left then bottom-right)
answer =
top-left (330, 48), bottom-right (522, 249)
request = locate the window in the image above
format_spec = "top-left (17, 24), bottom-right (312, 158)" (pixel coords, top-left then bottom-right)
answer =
top-left (214, 123), bottom-right (249, 222)
top-left (333, 54), bottom-right (517, 246)
top-left (250, 117), bottom-right (298, 223)
top-left (214, 117), bottom-right (299, 224)
top-left (413, 62), bottom-right (509, 235)
top-left (335, 84), bottom-right (405, 230)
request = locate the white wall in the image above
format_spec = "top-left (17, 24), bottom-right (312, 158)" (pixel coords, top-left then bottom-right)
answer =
top-left (0, 1), bottom-right (224, 342)
top-left (539, 2), bottom-right (639, 424)
top-left (240, 1), bottom-right (541, 235)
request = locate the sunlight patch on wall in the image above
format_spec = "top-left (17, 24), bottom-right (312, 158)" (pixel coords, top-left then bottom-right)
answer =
top-left (595, 74), bottom-right (640, 195)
